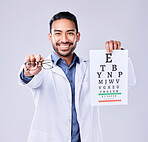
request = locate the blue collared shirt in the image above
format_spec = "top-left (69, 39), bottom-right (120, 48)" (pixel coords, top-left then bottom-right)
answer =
top-left (51, 52), bottom-right (81, 142)
top-left (20, 52), bottom-right (81, 142)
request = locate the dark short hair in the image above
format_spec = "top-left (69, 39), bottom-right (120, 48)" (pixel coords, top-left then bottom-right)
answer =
top-left (49, 11), bottom-right (78, 33)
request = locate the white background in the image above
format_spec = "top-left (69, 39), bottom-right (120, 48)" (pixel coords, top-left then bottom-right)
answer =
top-left (0, 0), bottom-right (147, 142)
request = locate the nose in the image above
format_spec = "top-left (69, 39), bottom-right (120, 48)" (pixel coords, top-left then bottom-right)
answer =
top-left (61, 33), bottom-right (68, 43)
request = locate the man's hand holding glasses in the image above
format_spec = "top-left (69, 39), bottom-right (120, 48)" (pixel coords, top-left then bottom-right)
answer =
top-left (24, 54), bottom-right (53, 77)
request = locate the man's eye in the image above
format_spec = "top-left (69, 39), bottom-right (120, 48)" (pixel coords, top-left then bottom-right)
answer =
top-left (55, 33), bottom-right (61, 35)
top-left (68, 32), bottom-right (74, 35)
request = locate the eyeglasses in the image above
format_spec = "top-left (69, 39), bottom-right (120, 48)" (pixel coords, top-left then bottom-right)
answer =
top-left (24, 60), bottom-right (54, 71)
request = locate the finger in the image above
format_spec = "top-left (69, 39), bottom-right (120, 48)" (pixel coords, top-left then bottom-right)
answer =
top-left (24, 56), bottom-right (31, 71)
top-left (25, 55), bottom-right (31, 62)
top-left (36, 55), bottom-right (44, 62)
top-left (117, 41), bottom-right (121, 49)
top-left (109, 40), bottom-right (114, 53)
top-left (30, 55), bottom-right (35, 62)
top-left (41, 57), bottom-right (44, 60)
top-left (27, 55), bottom-right (36, 69)
top-left (113, 41), bottom-right (118, 50)
top-left (35, 54), bottom-right (42, 61)
top-left (105, 41), bottom-right (110, 52)
top-left (41, 57), bottom-right (44, 63)
top-left (35, 54), bottom-right (42, 67)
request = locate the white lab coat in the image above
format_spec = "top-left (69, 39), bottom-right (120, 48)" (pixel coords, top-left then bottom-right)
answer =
top-left (18, 54), bottom-right (136, 142)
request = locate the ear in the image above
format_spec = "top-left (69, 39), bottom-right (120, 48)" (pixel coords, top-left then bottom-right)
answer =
top-left (48, 33), bottom-right (52, 42)
top-left (76, 32), bottom-right (80, 42)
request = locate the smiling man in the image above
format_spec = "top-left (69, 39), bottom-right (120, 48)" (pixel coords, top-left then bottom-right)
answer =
top-left (49, 18), bottom-right (80, 66)
top-left (18, 11), bottom-right (136, 142)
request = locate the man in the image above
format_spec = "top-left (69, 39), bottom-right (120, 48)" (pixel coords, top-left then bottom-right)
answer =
top-left (18, 11), bottom-right (136, 142)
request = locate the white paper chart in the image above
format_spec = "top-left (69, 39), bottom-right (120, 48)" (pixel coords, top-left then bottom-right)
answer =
top-left (90, 50), bottom-right (128, 106)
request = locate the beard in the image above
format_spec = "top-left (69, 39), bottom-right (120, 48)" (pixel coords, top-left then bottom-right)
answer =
top-left (52, 41), bottom-right (77, 57)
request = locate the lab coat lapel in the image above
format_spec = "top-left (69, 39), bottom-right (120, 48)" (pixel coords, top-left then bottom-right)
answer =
top-left (46, 54), bottom-right (67, 79)
top-left (75, 59), bottom-right (87, 108)
top-left (51, 66), bottom-right (67, 79)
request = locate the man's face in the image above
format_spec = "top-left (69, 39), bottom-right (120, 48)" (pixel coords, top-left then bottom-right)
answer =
top-left (48, 19), bottom-right (80, 57)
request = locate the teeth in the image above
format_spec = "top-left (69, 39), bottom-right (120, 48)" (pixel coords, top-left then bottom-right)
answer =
top-left (60, 45), bottom-right (69, 48)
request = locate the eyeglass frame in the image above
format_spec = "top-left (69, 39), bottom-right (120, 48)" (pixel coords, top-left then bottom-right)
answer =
top-left (24, 59), bottom-right (54, 71)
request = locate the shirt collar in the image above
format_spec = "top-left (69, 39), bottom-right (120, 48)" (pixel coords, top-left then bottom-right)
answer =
top-left (51, 52), bottom-right (80, 66)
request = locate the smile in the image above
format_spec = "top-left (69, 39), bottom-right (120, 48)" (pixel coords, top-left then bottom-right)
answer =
top-left (56, 42), bottom-right (73, 47)
top-left (60, 45), bottom-right (70, 48)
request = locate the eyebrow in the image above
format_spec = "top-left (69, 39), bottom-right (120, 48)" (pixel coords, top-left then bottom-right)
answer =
top-left (53, 29), bottom-right (75, 32)
top-left (54, 30), bottom-right (62, 32)
top-left (67, 29), bottom-right (75, 32)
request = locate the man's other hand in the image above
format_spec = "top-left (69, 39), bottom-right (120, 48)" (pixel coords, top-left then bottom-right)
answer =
top-left (105, 40), bottom-right (121, 53)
